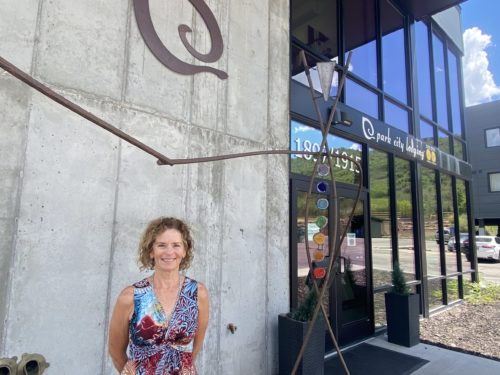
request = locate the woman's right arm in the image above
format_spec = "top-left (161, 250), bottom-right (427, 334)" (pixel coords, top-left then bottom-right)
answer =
top-left (108, 286), bottom-right (134, 373)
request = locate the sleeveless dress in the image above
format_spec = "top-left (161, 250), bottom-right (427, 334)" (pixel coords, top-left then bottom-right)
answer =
top-left (127, 276), bottom-right (199, 375)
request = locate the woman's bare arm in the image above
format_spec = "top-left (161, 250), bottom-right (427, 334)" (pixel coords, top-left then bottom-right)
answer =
top-left (193, 282), bottom-right (209, 360)
top-left (108, 286), bottom-right (134, 372)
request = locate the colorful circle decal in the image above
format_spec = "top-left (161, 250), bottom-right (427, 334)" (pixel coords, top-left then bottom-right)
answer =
top-left (317, 163), bottom-right (329, 176)
top-left (315, 215), bottom-right (328, 228)
top-left (313, 267), bottom-right (326, 279)
top-left (313, 232), bottom-right (325, 245)
top-left (316, 198), bottom-right (329, 210)
top-left (316, 181), bottom-right (328, 193)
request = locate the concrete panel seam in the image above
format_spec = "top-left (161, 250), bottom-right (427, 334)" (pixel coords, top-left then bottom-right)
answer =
top-left (0, 90), bottom-right (35, 351)
top-left (29, 0), bottom-right (46, 77)
top-left (120, 0), bottom-right (134, 103)
top-left (99, 116), bottom-right (124, 374)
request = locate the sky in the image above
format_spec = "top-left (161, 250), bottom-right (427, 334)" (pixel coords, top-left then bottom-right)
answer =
top-left (461, 0), bottom-right (500, 106)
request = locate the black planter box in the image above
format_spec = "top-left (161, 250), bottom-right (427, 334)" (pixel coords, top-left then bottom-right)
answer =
top-left (384, 293), bottom-right (420, 347)
top-left (278, 313), bottom-right (325, 375)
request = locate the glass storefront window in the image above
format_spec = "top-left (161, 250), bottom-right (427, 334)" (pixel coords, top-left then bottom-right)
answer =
top-left (385, 99), bottom-right (409, 132)
top-left (438, 130), bottom-right (450, 154)
top-left (419, 119), bottom-right (434, 145)
top-left (381, 0), bottom-right (407, 103)
top-left (290, 121), bottom-right (363, 185)
top-left (421, 168), bottom-right (440, 275)
top-left (291, 0), bottom-right (338, 59)
top-left (346, 79), bottom-right (379, 119)
top-left (428, 278), bottom-right (444, 310)
top-left (344, 0), bottom-right (377, 86)
top-left (415, 21), bottom-right (432, 119)
top-left (448, 49), bottom-right (463, 137)
top-left (454, 138), bottom-right (464, 160)
top-left (295, 189), bottom-right (330, 312)
top-left (446, 276), bottom-right (460, 304)
top-left (432, 33), bottom-right (449, 128)
top-left (394, 157), bottom-right (415, 279)
top-left (456, 179), bottom-right (471, 271)
top-left (291, 1), bottom-right (339, 98)
top-left (441, 174), bottom-right (457, 274)
top-left (369, 149), bottom-right (392, 288)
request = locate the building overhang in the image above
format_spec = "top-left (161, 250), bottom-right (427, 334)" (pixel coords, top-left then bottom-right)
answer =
top-left (394, 0), bottom-right (467, 20)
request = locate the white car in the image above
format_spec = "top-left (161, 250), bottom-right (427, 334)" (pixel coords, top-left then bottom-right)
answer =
top-left (475, 236), bottom-right (500, 261)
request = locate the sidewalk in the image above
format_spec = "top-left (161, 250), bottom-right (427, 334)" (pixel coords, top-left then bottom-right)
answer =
top-left (366, 335), bottom-right (500, 375)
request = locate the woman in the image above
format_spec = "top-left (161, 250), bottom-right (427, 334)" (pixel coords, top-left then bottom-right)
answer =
top-left (109, 217), bottom-right (209, 374)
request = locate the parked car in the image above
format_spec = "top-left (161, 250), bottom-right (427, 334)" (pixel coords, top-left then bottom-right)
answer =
top-left (435, 227), bottom-right (453, 244)
top-left (463, 236), bottom-right (500, 262)
top-left (447, 233), bottom-right (469, 252)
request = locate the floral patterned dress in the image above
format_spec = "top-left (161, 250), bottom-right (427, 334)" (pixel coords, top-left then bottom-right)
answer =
top-left (127, 276), bottom-right (199, 375)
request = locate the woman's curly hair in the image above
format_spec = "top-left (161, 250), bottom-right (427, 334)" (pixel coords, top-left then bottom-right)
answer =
top-left (138, 217), bottom-right (194, 271)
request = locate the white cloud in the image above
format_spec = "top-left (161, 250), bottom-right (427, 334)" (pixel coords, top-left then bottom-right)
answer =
top-left (463, 27), bottom-right (500, 106)
top-left (293, 125), bottom-right (312, 133)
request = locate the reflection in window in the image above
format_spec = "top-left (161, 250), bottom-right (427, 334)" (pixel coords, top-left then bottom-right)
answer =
top-left (385, 100), bottom-right (409, 132)
top-left (346, 79), bottom-right (379, 119)
top-left (290, 121), bottom-right (363, 185)
top-left (419, 119), bottom-right (434, 145)
top-left (433, 33), bottom-right (448, 128)
top-left (344, 0), bottom-right (377, 85)
top-left (490, 173), bottom-right (500, 192)
top-left (438, 130), bottom-right (450, 154)
top-left (454, 139), bottom-right (463, 160)
top-left (381, 0), bottom-right (407, 103)
top-left (369, 149), bottom-right (392, 287)
top-left (421, 168), bottom-right (440, 276)
top-left (373, 292), bottom-right (387, 328)
top-left (291, 46), bottom-right (339, 99)
top-left (395, 158), bottom-right (415, 279)
top-left (428, 278), bottom-right (444, 310)
top-left (486, 127), bottom-right (500, 147)
top-left (446, 277), bottom-right (460, 304)
top-left (448, 49), bottom-right (462, 137)
top-left (291, 0), bottom-right (338, 59)
top-left (456, 179), bottom-right (471, 271)
top-left (415, 22), bottom-right (432, 119)
top-left (290, 0), bottom-right (339, 98)
top-left (441, 174), bottom-right (457, 274)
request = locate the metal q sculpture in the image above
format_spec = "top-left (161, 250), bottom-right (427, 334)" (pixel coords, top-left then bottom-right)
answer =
top-left (0, 50), bottom-right (360, 375)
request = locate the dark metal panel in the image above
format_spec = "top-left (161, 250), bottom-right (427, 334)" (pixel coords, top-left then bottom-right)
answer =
top-left (393, 0), bottom-right (466, 20)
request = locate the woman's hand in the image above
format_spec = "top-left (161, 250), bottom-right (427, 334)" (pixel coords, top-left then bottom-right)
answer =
top-left (120, 360), bottom-right (136, 375)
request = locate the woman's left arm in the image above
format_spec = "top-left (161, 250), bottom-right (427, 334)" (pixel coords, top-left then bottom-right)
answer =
top-left (193, 282), bottom-right (209, 360)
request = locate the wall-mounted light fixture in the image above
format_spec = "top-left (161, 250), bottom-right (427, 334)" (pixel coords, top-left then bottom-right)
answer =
top-left (334, 110), bottom-right (352, 127)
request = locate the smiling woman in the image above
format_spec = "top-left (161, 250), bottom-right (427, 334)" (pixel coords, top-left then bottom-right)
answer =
top-left (108, 217), bottom-right (209, 375)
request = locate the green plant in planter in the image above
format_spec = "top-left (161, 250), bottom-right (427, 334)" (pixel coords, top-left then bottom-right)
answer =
top-left (391, 261), bottom-right (410, 295)
top-left (289, 288), bottom-right (318, 322)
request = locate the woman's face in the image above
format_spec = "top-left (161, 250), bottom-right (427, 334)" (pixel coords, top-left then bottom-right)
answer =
top-left (150, 229), bottom-right (186, 272)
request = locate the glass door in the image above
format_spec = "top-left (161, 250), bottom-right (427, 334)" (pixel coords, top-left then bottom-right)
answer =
top-left (291, 178), bottom-right (372, 349)
top-left (334, 186), bottom-right (372, 345)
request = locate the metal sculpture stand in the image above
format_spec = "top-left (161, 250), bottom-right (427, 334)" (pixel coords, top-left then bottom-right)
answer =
top-left (289, 51), bottom-right (360, 375)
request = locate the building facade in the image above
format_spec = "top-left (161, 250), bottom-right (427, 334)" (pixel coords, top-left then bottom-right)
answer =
top-left (0, 0), bottom-right (474, 374)
top-left (465, 100), bottom-right (500, 236)
top-left (288, 0), bottom-right (476, 350)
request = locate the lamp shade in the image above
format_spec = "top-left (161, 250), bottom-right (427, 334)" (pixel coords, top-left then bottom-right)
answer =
top-left (316, 61), bottom-right (336, 101)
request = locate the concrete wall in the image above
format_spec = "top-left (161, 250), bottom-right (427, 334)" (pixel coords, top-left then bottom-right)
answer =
top-left (0, 1), bottom-right (290, 374)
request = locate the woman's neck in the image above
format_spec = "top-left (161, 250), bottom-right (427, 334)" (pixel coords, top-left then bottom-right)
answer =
top-left (152, 270), bottom-right (181, 289)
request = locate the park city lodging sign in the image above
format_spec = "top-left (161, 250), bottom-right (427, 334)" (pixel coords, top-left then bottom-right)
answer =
top-left (133, 0), bottom-right (228, 79)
